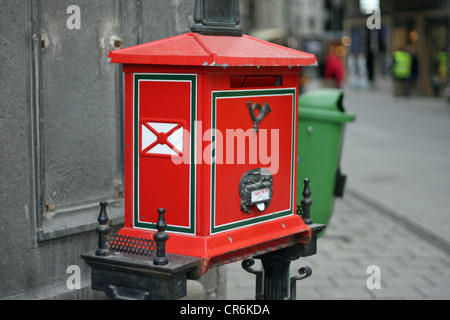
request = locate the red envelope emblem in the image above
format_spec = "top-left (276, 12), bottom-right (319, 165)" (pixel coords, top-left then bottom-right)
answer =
top-left (141, 121), bottom-right (184, 157)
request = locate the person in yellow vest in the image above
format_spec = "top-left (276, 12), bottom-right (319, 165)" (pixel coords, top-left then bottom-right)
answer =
top-left (437, 51), bottom-right (448, 81)
top-left (431, 50), bottom-right (448, 97)
top-left (437, 50), bottom-right (448, 98)
top-left (392, 48), bottom-right (412, 96)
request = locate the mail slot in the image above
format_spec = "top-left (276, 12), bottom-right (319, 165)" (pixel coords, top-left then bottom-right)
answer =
top-left (108, 25), bottom-right (317, 274)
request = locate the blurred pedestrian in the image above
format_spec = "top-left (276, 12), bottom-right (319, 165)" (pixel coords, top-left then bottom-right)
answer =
top-left (407, 46), bottom-right (418, 96)
top-left (347, 52), bottom-right (358, 88)
top-left (357, 52), bottom-right (369, 89)
top-left (324, 41), bottom-right (345, 88)
top-left (392, 48), bottom-right (412, 96)
top-left (431, 49), bottom-right (448, 97)
top-left (446, 47), bottom-right (450, 102)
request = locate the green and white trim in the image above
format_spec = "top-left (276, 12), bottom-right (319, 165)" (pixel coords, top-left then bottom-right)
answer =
top-left (133, 73), bottom-right (197, 234)
top-left (210, 88), bottom-right (297, 234)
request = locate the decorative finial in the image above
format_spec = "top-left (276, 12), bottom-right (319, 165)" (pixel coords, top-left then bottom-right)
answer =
top-left (301, 179), bottom-right (313, 225)
top-left (153, 208), bottom-right (169, 266)
top-left (191, 0), bottom-right (243, 36)
top-left (95, 201), bottom-right (111, 256)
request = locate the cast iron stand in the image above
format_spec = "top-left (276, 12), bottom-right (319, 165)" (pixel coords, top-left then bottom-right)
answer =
top-left (242, 179), bottom-right (325, 300)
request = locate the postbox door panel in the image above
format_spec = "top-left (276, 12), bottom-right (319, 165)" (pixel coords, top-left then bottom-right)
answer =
top-left (133, 73), bottom-right (197, 234)
top-left (211, 88), bottom-right (296, 234)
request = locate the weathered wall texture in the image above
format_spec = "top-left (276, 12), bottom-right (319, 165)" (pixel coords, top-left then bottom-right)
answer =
top-left (0, 0), bottom-right (224, 299)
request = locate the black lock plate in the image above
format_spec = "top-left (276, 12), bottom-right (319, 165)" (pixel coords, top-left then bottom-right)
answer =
top-left (239, 168), bottom-right (273, 213)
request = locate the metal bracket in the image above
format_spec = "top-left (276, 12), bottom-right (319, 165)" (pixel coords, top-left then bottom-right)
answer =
top-left (242, 259), bottom-right (263, 300)
top-left (286, 266), bottom-right (312, 300)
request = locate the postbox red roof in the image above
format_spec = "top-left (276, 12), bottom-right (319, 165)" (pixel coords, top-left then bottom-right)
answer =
top-left (108, 32), bottom-right (317, 67)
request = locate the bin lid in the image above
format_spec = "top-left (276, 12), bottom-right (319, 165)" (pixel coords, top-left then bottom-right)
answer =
top-left (108, 32), bottom-right (317, 67)
top-left (298, 88), bottom-right (356, 123)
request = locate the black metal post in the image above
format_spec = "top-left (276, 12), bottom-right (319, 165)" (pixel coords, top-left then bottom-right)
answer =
top-left (95, 201), bottom-right (110, 256)
top-left (260, 253), bottom-right (291, 300)
top-left (253, 241), bottom-right (319, 299)
top-left (191, 0), bottom-right (243, 36)
top-left (248, 245), bottom-right (313, 300)
top-left (154, 208), bottom-right (169, 266)
top-left (300, 178), bottom-right (313, 225)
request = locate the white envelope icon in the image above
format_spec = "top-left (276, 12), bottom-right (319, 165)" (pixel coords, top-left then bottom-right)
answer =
top-left (141, 121), bottom-right (184, 156)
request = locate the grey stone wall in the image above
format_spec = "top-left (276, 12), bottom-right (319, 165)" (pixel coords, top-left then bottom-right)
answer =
top-left (0, 0), bottom-right (224, 300)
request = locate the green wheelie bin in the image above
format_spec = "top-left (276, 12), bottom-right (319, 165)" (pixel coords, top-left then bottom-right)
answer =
top-left (297, 88), bottom-right (355, 235)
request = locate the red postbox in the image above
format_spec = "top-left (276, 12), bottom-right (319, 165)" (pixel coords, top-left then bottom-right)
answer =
top-left (108, 23), bottom-right (317, 275)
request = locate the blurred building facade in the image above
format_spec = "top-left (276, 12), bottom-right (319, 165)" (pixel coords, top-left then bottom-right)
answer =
top-left (240, 0), bottom-right (449, 96)
top-left (239, 0), bottom-right (328, 87)
top-left (342, 0), bottom-right (450, 96)
top-left (240, 0), bottom-right (324, 48)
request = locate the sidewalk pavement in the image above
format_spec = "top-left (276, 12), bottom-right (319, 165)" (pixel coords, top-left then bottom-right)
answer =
top-left (224, 189), bottom-right (450, 299)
